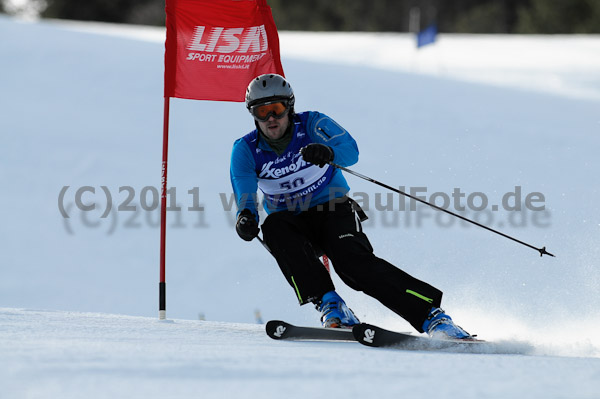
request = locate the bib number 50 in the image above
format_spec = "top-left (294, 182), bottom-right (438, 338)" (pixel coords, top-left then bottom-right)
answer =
top-left (279, 177), bottom-right (305, 191)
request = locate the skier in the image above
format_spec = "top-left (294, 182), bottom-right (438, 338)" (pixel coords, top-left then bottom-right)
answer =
top-left (230, 73), bottom-right (472, 339)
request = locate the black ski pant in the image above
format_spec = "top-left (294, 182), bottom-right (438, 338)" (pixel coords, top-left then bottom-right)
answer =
top-left (261, 197), bottom-right (443, 333)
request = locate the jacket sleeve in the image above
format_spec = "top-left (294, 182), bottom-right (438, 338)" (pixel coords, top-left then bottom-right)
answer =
top-left (230, 138), bottom-right (259, 219)
top-left (305, 111), bottom-right (359, 167)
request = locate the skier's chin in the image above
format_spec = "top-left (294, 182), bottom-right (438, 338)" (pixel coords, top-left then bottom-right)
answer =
top-left (266, 126), bottom-right (283, 139)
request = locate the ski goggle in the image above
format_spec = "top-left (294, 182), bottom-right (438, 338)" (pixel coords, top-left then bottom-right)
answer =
top-left (250, 101), bottom-right (289, 122)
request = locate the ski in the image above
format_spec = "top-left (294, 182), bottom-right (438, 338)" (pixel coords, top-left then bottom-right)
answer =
top-left (265, 320), bottom-right (356, 342)
top-left (352, 323), bottom-right (503, 353)
top-left (267, 321), bottom-right (530, 354)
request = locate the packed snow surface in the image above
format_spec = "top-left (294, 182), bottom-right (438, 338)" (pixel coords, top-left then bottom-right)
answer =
top-left (2, 308), bottom-right (599, 399)
top-left (1, 16), bottom-right (600, 398)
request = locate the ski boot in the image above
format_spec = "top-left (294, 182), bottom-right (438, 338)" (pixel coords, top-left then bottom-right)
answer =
top-left (316, 290), bottom-right (360, 329)
top-left (422, 307), bottom-right (473, 340)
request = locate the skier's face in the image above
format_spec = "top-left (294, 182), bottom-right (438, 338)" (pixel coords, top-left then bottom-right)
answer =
top-left (258, 112), bottom-right (290, 140)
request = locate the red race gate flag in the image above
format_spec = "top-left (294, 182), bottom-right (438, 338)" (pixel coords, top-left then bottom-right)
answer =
top-left (159, 0), bottom-right (284, 320)
top-left (164, 0), bottom-right (285, 101)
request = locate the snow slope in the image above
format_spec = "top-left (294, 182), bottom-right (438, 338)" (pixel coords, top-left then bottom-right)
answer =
top-left (1, 15), bottom-right (600, 398)
top-left (2, 308), bottom-right (599, 399)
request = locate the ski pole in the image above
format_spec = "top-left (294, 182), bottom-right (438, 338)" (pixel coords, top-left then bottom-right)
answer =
top-left (257, 234), bottom-right (271, 254)
top-left (329, 162), bottom-right (555, 258)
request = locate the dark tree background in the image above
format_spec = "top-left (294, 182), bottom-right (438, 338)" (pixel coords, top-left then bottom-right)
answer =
top-left (20, 0), bottom-right (600, 34)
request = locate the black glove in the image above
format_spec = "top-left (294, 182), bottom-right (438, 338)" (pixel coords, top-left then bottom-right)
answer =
top-left (236, 209), bottom-right (259, 242)
top-left (300, 144), bottom-right (334, 167)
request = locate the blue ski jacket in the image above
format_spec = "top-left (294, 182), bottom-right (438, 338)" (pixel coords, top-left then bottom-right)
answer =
top-left (230, 111), bottom-right (359, 220)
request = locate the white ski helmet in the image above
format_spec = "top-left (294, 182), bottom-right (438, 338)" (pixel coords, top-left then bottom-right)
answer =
top-left (245, 74), bottom-right (295, 112)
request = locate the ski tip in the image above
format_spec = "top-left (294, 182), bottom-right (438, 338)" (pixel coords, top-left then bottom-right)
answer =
top-left (265, 320), bottom-right (289, 340)
top-left (352, 323), bottom-right (379, 347)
